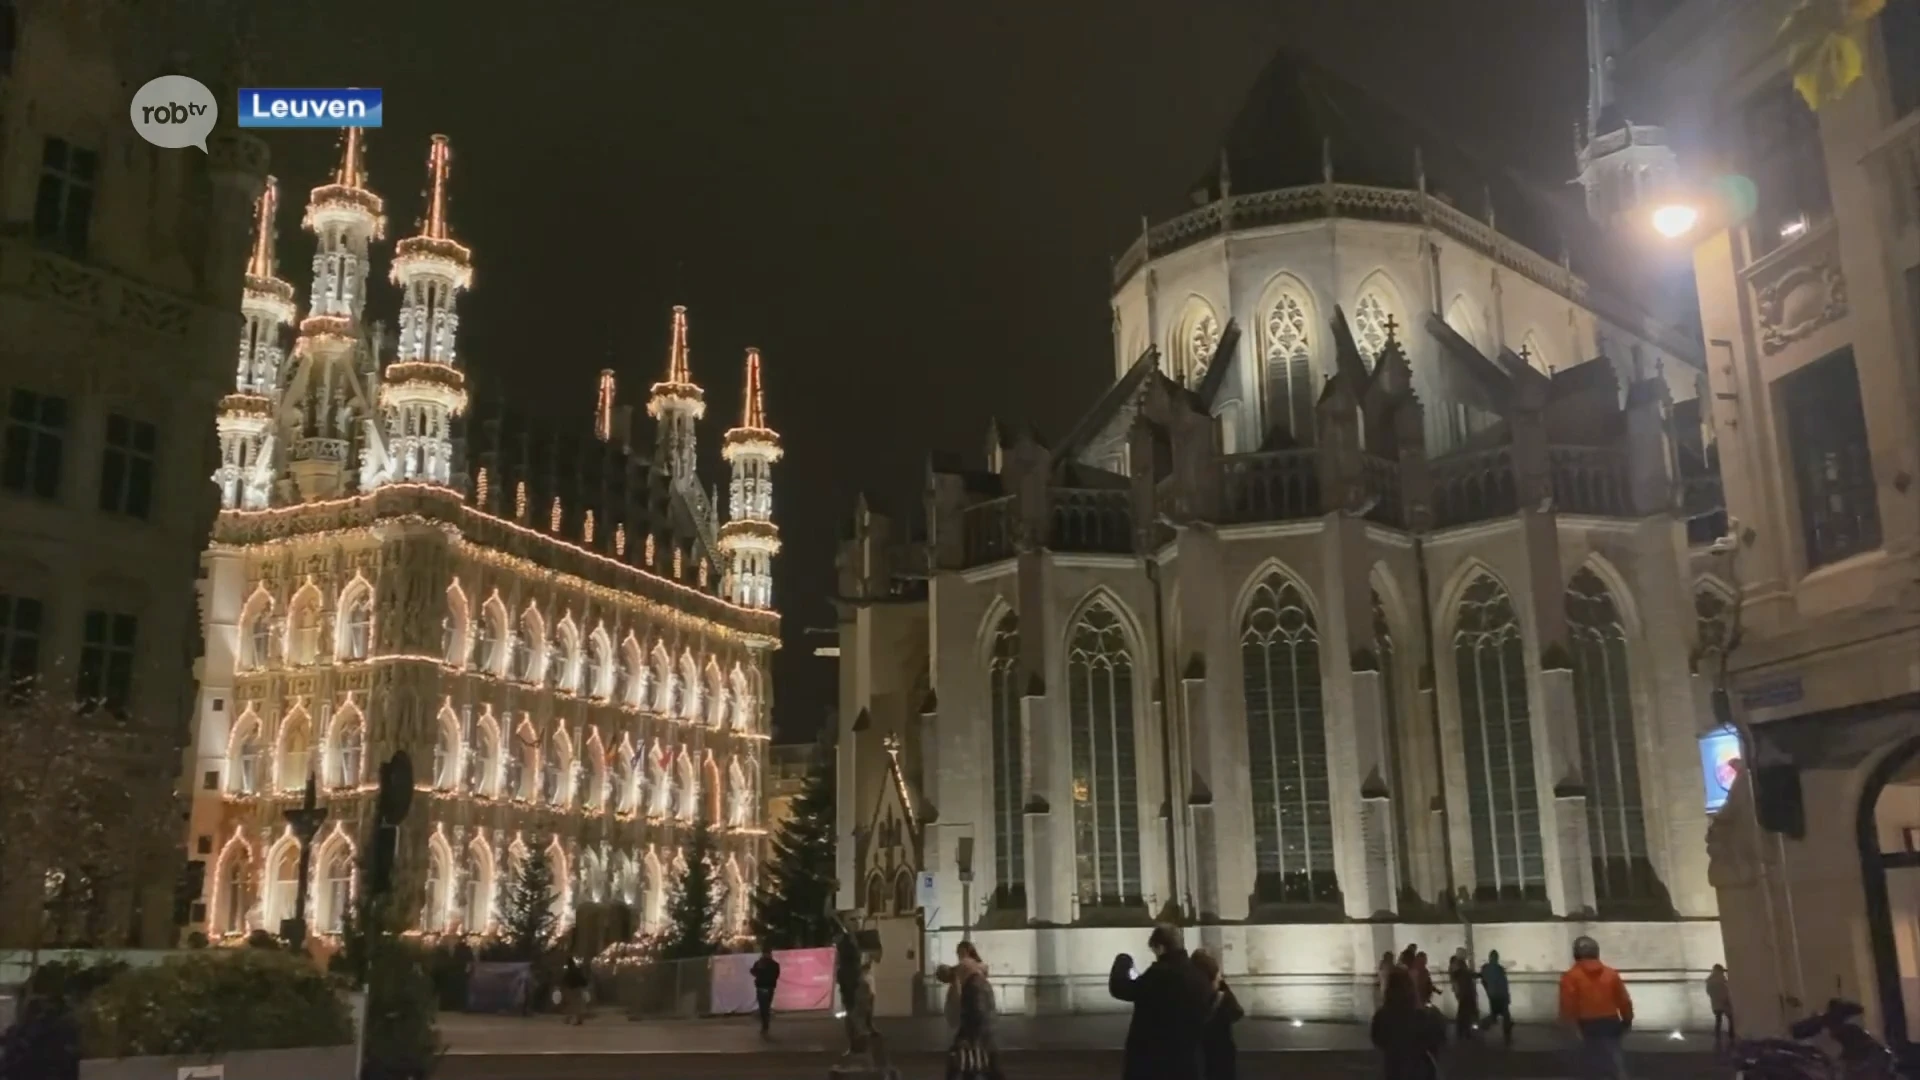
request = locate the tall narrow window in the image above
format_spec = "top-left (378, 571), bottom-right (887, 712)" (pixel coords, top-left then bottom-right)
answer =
top-left (3, 389), bottom-right (69, 499)
top-left (1374, 588), bottom-right (1415, 902)
top-left (987, 610), bottom-right (1025, 907)
top-left (1740, 81), bottom-right (1831, 258)
top-left (338, 587), bottom-right (372, 661)
top-left (1262, 288), bottom-right (1316, 442)
top-left (1452, 573), bottom-right (1545, 903)
top-left (1067, 602), bottom-right (1142, 908)
top-left (1352, 287), bottom-right (1396, 365)
top-left (97, 414), bottom-right (157, 518)
top-left (1567, 568), bottom-right (1657, 907)
top-left (76, 609), bottom-right (136, 715)
top-left (1, 592), bottom-right (43, 701)
top-left (1782, 347), bottom-right (1880, 568)
top-left (33, 137), bottom-right (97, 255)
top-left (1241, 573), bottom-right (1337, 904)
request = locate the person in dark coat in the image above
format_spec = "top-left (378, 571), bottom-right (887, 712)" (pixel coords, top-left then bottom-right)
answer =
top-left (1108, 923), bottom-right (1214, 1080)
top-left (1448, 950), bottom-right (1479, 1040)
top-left (1191, 948), bottom-right (1244, 1080)
top-left (947, 957), bottom-right (1003, 1080)
top-left (1411, 951), bottom-right (1440, 1008)
top-left (1479, 949), bottom-right (1514, 1046)
top-left (750, 944), bottom-right (781, 1038)
top-left (1372, 966), bottom-right (1448, 1080)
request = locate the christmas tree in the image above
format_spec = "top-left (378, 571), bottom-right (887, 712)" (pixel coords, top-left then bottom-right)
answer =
top-left (752, 748), bottom-right (836, 948)
top-left (659, 819), bottom-right (723, 961)
top-left (501, 846), bottom-right (558, 961)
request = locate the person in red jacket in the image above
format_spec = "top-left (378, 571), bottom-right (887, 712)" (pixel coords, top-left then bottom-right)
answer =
top-left (1559, 936), bottom-right (1634, 1080)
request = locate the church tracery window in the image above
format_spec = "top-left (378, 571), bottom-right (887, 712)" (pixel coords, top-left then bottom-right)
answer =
top-left (1262, 286), bottom-right (1316, 442)
top-left (987, 610), bottom-right (1025, 907)
top-left (1567, 567), bottom-right (1656, 906)
top-left (1067, 601), bottom-right (1142, 909)
top-left (336, 581), bottom-right (372, 662)
top-left (1186, 312), bottom-right (1221, 385)
top-left (1353, 287), bottom-right (1395, 365)
top-left (1452, 572), bottom-right (1545, 903)
top-left (1241, 571), bottom-right (1338, 905)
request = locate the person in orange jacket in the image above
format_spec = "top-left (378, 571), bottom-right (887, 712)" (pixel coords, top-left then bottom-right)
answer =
top-left (1559, 935), bottom-right (1634, 1080)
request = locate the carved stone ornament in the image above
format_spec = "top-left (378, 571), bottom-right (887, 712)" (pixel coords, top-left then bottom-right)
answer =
top-left (1705, 772), bottom-right (1760, 890)
top-left (1756, 260), bottom-right (1846, 355)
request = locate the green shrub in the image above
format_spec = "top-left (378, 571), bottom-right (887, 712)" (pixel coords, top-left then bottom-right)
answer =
top-left (79, 949), bottom-right (353, 1059)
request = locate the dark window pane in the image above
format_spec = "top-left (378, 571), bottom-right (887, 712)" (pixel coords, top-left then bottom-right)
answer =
top-left (125, 457), bottom-right (152, 518)
top-left (1, 428), bottom-right (27, 490)
top-left (106, 414), bottom-right (128, 446)
top-left (30, 433), bottom-right (61, 498)
top-left (32, 175), bottom-right (63, 240)
top-left (84, 610), bottom-right (105, 643)
top-left (1782, 348), bottom-right (1881, 568)
top-left (39, 395), bottom-right (66, 429)
top-left (10, 390), bottom-right (36, 423)
top-left (68, 146), bottom-right (97, 182)
top-left (132, 421), bottom-right (156, 454)
top-left (13, 597), bottom-right (41, 631)
top-left (42, 137), bottom-right (66, 169)
top-left (113, 614), bottom-right (136, 647)
top-left (64, 187), bottom-right (92, 253)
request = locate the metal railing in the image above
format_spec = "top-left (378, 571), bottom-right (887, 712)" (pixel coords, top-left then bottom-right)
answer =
top-left (1048, 489), bottom-right (1132, 553)
top-left (1548, 445), bottom-right (1631, 517)
top-left (1429, 447), bottom-right (1516, 529)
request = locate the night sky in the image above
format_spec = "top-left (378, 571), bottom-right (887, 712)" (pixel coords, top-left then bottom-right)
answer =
top-left (244, 0), bottom-right (1592, 739)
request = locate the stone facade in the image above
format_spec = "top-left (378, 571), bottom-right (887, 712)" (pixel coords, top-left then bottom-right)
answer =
top-left (184, 485), bottom-right (777, 943)
top-left (834, 47), bottom-right (1733, 1027)
top-left (1616, 0), bottom-right (1920, 1043)
top-left (0, 1), bottom-right (266, 946)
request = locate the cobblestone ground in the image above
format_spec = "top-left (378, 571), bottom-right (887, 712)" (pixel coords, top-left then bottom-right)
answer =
top-left (436, 1011), bottom-right (1730, 1080)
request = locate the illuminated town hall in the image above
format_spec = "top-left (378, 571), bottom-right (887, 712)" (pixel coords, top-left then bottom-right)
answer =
top-left (182, 130), bottom-right (781, 944)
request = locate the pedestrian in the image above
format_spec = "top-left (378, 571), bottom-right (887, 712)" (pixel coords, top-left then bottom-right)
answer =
top-left (559, 955), bottom-right (590, 1026)
top-left (1377, 952), bottom-right (1399, 1008)
top-left (750, 943), bottom-right (781, 1039)
top-left (1372, 966), bottom-right (1448, 1080)
top-left (1705, 964), bottom-right (1734, 1047)
top-left (946, 949), bottom-right (1003, 1080)
top-left (1448, 949), bottom-right (1479, 1040)
top-left (1191, 948), bottom-right (1244, 1080)
top-left (1478, 949), bottom-right (1514, 1046)
top-left (1559, 935), bottom-right (1634, 1080)
top-left (1108, 923), bottom-right (1214, 1080)
top-left (938, 941), bottom-right (990, 1033)
top-left (1399, 943), bottom-right (1419, 969)
top-left (1411, 951), bottom-right (1440, 1008)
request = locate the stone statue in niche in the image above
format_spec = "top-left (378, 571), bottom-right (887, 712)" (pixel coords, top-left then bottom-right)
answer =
top-left (725, 758), bottom-right (749, 829)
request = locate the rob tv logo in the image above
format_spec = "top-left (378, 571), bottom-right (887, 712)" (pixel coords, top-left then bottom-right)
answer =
top-left (238, 88), bottom-right (384, 129)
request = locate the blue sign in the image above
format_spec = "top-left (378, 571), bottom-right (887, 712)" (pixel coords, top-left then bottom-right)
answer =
top-left (1699, 725), bottom-right (1744, 813)
top-left (237, 88), bottom-right (383, 129)
top-left (1739, 676), bottom-right (1803, 711)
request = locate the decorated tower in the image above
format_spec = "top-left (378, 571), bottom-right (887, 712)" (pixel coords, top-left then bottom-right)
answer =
top-left (377, 135), bottom-right (472, 488)
top-left (1575, 0), bottom-right (1678, 226)
top-left (215, 178), bottom-right (296, 510)
top-left (286, 127), bottom-right (387, 500)
top-left (647, 305), bottom-right (704, 486)
top-left (719, 349), bottom-right (781, 609)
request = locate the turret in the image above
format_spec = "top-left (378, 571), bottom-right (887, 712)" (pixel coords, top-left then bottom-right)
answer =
top-left (1575, 0), bottom-right (1678, 227)
top-left (286, 128), bottom-right (387, 500)
top-left (718, 349), bottom-right (781, 609)
top-left (647, 306), bottom-right (705, 487)
top-left (214, 177), bottom-right (295, 510)
top-left (377, 135), bottom-right (472, 489)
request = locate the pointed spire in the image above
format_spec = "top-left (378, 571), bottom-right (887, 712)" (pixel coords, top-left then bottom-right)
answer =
top-left (423, 135), bottom-right (452, 239)
top-left (247, 176), bottom-right (279, 279)
top-left (740, 348), bottom-right (767, 429)
top-left (664, 305), bottom-right (693, 385)
top-left (335, 127), bottom-right (368, 189)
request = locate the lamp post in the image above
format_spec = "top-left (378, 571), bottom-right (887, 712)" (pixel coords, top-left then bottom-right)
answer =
top-left (281, 773), bottom-right (329, 947)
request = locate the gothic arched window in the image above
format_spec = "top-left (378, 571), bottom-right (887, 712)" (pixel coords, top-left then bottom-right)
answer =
top-left (329, 708), bottom-right (365, 789)
top-left (443, 584), bottom-right (469, 667)
top-left (1241, 572), bottom-right (1337, 905)
top-left (1067, 601), bottom-right (1142, 908)
top-left (337, 582), bottom-right (372, 661)
top-left (1567, 567), bottom-right (1655, 905)
top-left (1374, 588), bottom-right (1415, 899)
top-left (241, 594), bottom-right (274, 670)
top-left (1353, 285), bottom-right (1396, 365)
top-left (286, 587), bottom-right (322, 666)
top-left (229, 716), bottom-right (263, 795)
top-left (1186, 311), bottom-right (1222, 385)
top-left (476, 597), bottom-right (508, 675)
top-left (432, 708), bottom-right (461, 790)
top-left (988, 610), bottom-right (1025, 907)
top-left (1452, 573), bottom-right (1545, 903)
top-left (1262, 286), bottom-right (1316, 442)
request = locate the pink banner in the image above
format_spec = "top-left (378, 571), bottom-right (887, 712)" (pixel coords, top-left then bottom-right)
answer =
top-left (709, 947), bottom-right (836, 1015)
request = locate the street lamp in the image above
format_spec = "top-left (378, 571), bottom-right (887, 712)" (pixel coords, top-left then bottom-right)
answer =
top-left (1651, 203), bottom-right (1700, 239)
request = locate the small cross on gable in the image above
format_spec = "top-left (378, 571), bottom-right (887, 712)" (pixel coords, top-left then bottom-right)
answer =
top-left (1381, 313), bottom-right (1400, 341)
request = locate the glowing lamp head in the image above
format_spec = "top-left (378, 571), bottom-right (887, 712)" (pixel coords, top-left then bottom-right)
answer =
top-left (1651, 203), bottom-right (1699, 239)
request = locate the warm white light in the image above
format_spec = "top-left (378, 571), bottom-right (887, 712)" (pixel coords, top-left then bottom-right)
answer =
top-left (1669, 1030), bottom-right (1686, 1041)
top-left (1651, 204), bottom-right (1699, 239)
top-left (1780, 216), bottom-right (1808, 239)
top-left (1291, 1019), bottom-right (1305, 1028)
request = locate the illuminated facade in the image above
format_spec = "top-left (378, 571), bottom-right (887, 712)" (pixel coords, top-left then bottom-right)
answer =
top-left (183, 130), bottom-right (781, 945)
top-left (837, 41), bottom-right (1732, 1026)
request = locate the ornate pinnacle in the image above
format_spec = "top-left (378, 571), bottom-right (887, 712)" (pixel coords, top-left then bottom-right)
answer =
top-left (423, 135), bottom-right (452, 240)
top-left (664, 306), bottom-right (693, 386)
top-left (247, 177), bottom-right (279, 279)
top-left (741, 348), bottom-right (767, 430)
top-left (336, 127), bottom-right (368, 190)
